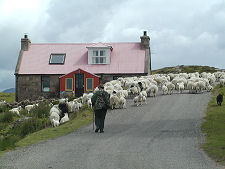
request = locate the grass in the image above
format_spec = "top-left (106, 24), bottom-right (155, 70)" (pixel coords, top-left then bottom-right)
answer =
top-left (152, 65), bottom-right (218, 74)
top-left (0, 93), bottom-right (15, 103)
top-left (201, 85), bottom-right (225, 165)
top-left (0, 105), bottom-right (93, 156)
top-left (15, 108), bottom-right (93, 147)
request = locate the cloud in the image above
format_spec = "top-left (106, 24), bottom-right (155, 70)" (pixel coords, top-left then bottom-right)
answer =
top-left (0, 0), bottom-right (225, 91)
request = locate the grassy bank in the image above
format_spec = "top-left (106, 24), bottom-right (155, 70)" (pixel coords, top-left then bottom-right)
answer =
top-left (0, 93), bottom-right (15, 103)
top-left (201, 85), bottom-right (225, 165)
top-left (0, 108), bottom-right (94, 157)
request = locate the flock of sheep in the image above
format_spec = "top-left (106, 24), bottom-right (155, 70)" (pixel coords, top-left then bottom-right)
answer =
top-left (1, 71), bottom-right (225, 128)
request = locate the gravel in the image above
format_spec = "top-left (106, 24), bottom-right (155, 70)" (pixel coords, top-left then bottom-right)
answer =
top-left (0, 91), bottom-right (224, 169)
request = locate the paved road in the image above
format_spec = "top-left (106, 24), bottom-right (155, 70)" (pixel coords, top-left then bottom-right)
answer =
top-left (0, 91), bottom-right (224, 169)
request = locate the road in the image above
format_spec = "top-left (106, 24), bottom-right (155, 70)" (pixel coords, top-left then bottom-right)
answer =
top-left (0, 91), bottom-right (224, 169)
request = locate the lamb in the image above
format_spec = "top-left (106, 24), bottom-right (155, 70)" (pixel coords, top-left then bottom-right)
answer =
top-left (60, 113), bottom-right (69, 124)
top-left (9, 106), bottom-right (22, 116)
top-left (217, 94), bottom-right (223, 106)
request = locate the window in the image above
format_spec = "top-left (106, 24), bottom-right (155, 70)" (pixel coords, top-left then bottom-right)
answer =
top-left (100, 50), bottom-right (105, 56)
top-left (93, 51), bottom-right (98, 56)
top-left (66, 78), bottom-right (73, 91)
top-left (41, 76), bottom-right (50, 92)
top-left (91, 50), bottom-right (106, 64)
top-left (49, 54), bottom-right (65, 64)
top-left (86, 78), bottom-right (93, 91)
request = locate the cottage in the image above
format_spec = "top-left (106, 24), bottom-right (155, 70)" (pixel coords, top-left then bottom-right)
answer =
top-left (15, 31), bottom-right (151, 101)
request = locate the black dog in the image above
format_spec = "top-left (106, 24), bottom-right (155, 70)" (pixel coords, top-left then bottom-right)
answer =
top-left (217, 94), bottom-right (223, 106)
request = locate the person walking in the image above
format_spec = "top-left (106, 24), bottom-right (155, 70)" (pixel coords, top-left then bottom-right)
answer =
top-left (91, 84), bottom-right (110, 133)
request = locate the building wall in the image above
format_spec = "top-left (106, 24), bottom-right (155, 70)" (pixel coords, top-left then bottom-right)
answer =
top-left (16, 74), bottom-right (61, 102)
top-left (98, 73), bottom-right (147, 84)
top-left (59, 69), bottom-right (100, 92)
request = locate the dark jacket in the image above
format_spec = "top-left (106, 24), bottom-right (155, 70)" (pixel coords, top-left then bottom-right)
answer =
top-left (91, 90), bottom-right (110, 110)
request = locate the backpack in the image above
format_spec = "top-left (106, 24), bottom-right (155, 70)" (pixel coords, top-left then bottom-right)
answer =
top-left (95, 93), bottom-right (107, 110)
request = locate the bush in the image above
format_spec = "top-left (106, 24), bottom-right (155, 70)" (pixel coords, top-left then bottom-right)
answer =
top-left (0, 135), bottom-right (20, 151)
top-left (30, 102), bottom-right (51, 119)
top-left (0, 112), bottom-right (14, 123)
top-left (0, 105), bottom-right (10, 113)
top-left (11, 118), bottom-right (45, 137)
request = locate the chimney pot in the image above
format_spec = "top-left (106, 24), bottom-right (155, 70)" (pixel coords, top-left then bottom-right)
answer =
top-left (144, 31), bottom-right (147, 36)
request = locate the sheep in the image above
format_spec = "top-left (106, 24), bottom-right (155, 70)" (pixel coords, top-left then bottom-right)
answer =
top-left (87, 98), bottom-right (92, 109)
top-left (162, 85), bottom-right (168, 95)
top-left (49, 110), bottom-right (60, 127)
top-left (9, 106), bottom-right (22, 116)
top-left (60, 113), bottom-right (69, 124)
top-left (110, 94), bottom-right (120, 109)
top-left (118, 96), bottom-right (127, 109)
top-left (25, 103), bottom-right (38, 114)
top-left (146, 84), bottom-right (158, 97)
top-left (177, 82), bottom-right (185, 93)
top-left (166, 82), bottom-right (175, 95)
top-left (50, 105), bottom-right (61, 116)
top-left (133, 92), bottom-right (144, 106)
top-left (82, 93), bottom-right (93, 104)
top-left (217, 94), bottom-right (223, 106)
top-left (52, 119), bottom-right (60, 127)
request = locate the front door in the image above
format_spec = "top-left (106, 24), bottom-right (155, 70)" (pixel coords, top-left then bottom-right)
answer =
top-left (75, 73), bottom-right (84, 97)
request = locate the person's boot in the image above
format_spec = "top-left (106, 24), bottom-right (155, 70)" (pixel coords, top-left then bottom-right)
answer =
top-left (100, 129), bottom-right (104, 133)
top-left (95, 128), bottom-right (100, 133)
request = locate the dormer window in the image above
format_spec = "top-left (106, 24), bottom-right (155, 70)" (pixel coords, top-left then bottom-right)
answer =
top-left (86, 43), bottom-right (112, 65)
top-left (49, 54), bottom-right (65, 64)
top-left (92, 50), bottom-right (106, 64)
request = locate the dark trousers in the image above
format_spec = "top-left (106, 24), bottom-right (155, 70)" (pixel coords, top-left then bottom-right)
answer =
top-left (94, 109), bottom-right (107, 131)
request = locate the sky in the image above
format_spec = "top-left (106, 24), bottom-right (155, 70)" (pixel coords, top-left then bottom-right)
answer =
top-left (0, 0), bottom-right (224, 91)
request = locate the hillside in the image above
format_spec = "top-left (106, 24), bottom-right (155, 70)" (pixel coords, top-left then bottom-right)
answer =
top-left (152, 65), bottom-right (221, 74)
top-left (2, 88), bottom-right (15, 93)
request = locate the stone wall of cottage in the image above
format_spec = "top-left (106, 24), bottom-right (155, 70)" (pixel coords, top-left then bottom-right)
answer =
top-left (98, 73), bottom-right (147, 84)
top-left (16, 75), bottom-right (60, 102)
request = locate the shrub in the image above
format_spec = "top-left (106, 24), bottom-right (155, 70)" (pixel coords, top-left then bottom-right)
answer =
top-left (0, 105), bottom-right (10, 113)
top-left (30, 102), bottom-right (51, 119)
top-left (0, 112), bottom-right (14, 123)
top-left (0, 135), bottom-right (20, 151)
top-left (12, 118), bottom-right (45, 137)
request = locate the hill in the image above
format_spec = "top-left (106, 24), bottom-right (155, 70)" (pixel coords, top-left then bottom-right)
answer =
top-left (2, 88), bottom-right (15, 93)
top-left (152, 65), bottom-right (221, 74)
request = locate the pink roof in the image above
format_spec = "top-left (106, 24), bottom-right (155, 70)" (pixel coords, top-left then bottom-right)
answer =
top-left (18, 42), bottom-right (145, 75)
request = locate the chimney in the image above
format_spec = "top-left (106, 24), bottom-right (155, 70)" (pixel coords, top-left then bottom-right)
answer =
top-left (21, 34), bottom-right (31, 51)
top-left (140, 31), bottom-right (150, 49)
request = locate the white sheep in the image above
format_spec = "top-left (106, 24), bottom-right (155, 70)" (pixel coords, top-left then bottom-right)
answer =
top-left (52, 119), bottom-right (60, 127)
top-left (118, 96), bottom-right (126, 109)
top-left (25, 103), bottom-right (38, 114)
top-left (110, 94), bottom-right (120, 109)
top-left (133, 92), bottom-right (144, 106)
top-left (60, 113), bottom-right (69, 124)
top-left (162, 85), bottom-right (168, 95)
top-left (9, 106), bottom-right (22, 116)
top-left (146, 84), bottom-right (158, 97)
top-left (87, 98), bottom-right (92, 109)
